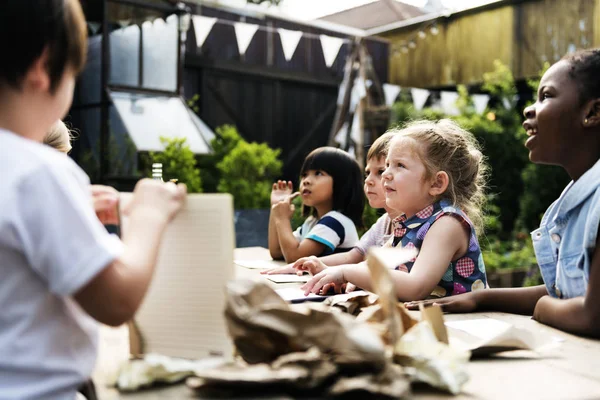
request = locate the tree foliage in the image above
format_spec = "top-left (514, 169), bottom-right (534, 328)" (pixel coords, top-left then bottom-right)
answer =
top-left (151, 136), bottom-right (203, 193)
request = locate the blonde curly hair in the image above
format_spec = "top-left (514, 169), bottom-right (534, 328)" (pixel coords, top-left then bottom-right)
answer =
top-left (389, 119), bottom-right (488, 234)
top-left (44, 120), bottom-right (72, 154)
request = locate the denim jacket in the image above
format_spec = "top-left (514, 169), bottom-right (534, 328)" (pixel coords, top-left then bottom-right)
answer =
top-left (531, 159), bottom-right (600, 299)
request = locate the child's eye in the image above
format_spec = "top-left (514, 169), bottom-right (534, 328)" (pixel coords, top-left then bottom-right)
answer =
top-left (540, 92), bottom-right (551, 100)
top-left (315, 170), bottom-right (323, 176)
top-left (397, 163), bottom-right (405, 168)
top-left (377, 169), bottom-right (385, 176)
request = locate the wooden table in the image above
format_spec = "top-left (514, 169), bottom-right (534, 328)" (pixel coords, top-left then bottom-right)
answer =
top-left (96, 247), bottom-right (600, 400)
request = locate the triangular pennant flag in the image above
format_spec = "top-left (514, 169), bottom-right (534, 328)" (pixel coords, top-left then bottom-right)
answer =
top-left (383, 83), bottom-right (402, 107)
top-left (88, 22), bottom-right (101, 35)
top-left (319, 34), bottom-right (345, 67)
top-left (472, 94), bottom-right (490, 115)
top-left (411, 88), bottom-right (430, 111)
top-left (234, 21), bottom-right (259, 56)
top-left (192, 16), bottom-right (217, 48)
top-left (337, 80), bottom-right (347, 106)
top-left (440, 91), bottom-right (460, 116)
top-left (334, 122), bottom-right (349, 148)
top-left (350, 111), bottom-right (362, 144)
top-left (347, 145), bottom-right (357, 160)
top-left (350, 77), bottom-right (367, 112)
top-left (277, 28), bottom-right (303, 61)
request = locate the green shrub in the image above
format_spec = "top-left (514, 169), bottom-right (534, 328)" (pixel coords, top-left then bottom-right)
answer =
top-left (150, 136), bottom-right (202, 193)
top-left (198, 125), bottom-right (243, 193)
top-left (216, 133), bottom-right (283, 209)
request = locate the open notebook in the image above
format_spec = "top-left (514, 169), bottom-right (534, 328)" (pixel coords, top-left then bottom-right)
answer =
top-left (120, 193), bottom-right (235, 360)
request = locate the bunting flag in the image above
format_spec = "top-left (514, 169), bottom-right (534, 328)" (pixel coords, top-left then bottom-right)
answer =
top-left (472, 94), bottom-right (490, 115)
top-left (411, 88), bottom-right (430, 111)
top-left (350, 77), bottom-right (367, 112)
top-left (88, 22), bottom-right (101, 34)
top-left (350, 111), bottom-right (362, 144)
top-left (320, 34), bottom-right (345, 67)
top-left (192, 15), bottom-right (217, 48)
top-left (336, 80), bottom-right (347, 106)
top-left (334, 122), bottom-right (349, 148)
top-left (234, 21), bottom-right (259, 56)
top-left (502, 95), bottom-right (519, 110)
top-left (383, 83), bottom-right (401, 107)
top-left (277, 28), bottom-right (303, 61)
top-left (440, 91), bottom-right (460, 116)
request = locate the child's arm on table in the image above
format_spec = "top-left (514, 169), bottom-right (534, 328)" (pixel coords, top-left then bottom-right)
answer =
top-left (302, 216), bottom-right (466, 300)
top-left (263, 248), bottom-right (364, 275)
top-left (532, 235), bottom-right (600, 338)
top-left (74, 180), bottom-right (186, 327)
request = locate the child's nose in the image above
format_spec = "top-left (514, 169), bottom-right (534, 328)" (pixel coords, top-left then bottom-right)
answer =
top-left (382, 168), bottom-right (392, 180)
top-left (523, 105), bottom-right (536, 119)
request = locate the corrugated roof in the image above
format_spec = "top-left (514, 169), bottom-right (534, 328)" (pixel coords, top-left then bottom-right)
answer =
top-left (318, 0), bottom-right (424, 31)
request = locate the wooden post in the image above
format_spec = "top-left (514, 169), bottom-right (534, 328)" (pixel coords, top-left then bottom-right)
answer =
top-left (327, 37), bottom-right (361, 146)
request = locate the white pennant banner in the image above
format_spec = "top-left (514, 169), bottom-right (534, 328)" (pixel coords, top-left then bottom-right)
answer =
top-left (383, 83), bottom-right (401, 106)
top-left (192, 16), bottom-right (217, 48)
top-left (472, 94), bottom-right (490, 115)
top-left (320, 34), bottom-right (345, 67)
top-left (337, 80), bottom-right (347, 106)
top-left (350, 77), bottom-right (367, 112)
top-left (234, 22), bottom-right (259, 56)
top-left (411, 88), bottom-right (430, 111)
top-left (334, 122), bottom-right (349, 148)
top-left (350, 111), bottom-right (362, 144)
top-left (440, 91), bottom-right (460, 116)
top-left (277, 28), bottom-right (303, 61)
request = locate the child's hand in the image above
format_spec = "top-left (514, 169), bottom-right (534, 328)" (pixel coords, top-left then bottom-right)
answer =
top-left (345, 283), bottom-right (357, 293)
top-left (301, 267), bottom-right (346, 296)
top-left (293, 256), bottom-right (328, 276)
top-left (124, 179), bottom-right (187, 223)
top-left (271, 180), bottom-right (294, 205)
top-left (260, 264), bottom-right (295, 275)
top-left (271, 192), bottom-right (299, 221)
top-left (404, 291), bottom-right (479, 313)
top-left (91, 185), bottom-right (120, 225)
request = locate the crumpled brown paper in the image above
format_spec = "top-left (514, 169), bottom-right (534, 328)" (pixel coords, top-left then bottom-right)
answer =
top-left (188, 280), bottom-right (410, 398)
top-left (366, 247), bottom-right (470, 394)
top-left (224, 279), bottom-right (387, 368)
top-left (188, 347), bottom-right (337, 393)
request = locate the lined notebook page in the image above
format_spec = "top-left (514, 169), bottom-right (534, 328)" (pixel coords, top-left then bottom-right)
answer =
top-left (121, 193), bottom-right (235, 359)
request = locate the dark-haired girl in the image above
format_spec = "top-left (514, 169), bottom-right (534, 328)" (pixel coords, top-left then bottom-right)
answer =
top-left (269, 147), bottom-right (364, 263)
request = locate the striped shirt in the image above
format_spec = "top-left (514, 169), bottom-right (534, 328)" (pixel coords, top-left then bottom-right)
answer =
top-left (293, 211), bottom-right (359, 255)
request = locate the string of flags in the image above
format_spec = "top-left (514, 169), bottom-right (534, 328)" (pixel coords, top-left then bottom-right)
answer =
top-left (192, 15), bottom-right (348, 67)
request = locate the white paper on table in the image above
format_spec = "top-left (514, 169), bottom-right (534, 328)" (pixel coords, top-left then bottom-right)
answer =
top-left (265, 274), bottom-right (310, 284)
top-left (445, 318), bottom-right (559, 355)
top-left (234, 259), bottom-right (286, 270)
top-left (275, 287), bottom-right (327, 303)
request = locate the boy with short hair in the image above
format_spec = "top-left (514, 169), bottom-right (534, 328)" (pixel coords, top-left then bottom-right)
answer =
top-left (0, 1), bottom-right (186, 398)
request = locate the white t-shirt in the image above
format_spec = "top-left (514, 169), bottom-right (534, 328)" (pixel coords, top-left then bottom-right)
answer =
top-left (292, 210), bottom-right (359, 255)
top-left (355, 213), bottom-right (393, 256)
top-left (0, 130), bottom-right (123, 399)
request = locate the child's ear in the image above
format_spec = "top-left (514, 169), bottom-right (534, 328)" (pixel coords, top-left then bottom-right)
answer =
top-left (583, 98), bottom-right (600, 128)
top-left (24, 48), bottom-right (50, 92)
top-left (429, 171), bottom-right (449, 197)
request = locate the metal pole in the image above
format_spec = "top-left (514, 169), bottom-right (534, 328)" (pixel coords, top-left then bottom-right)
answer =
top-left (100, 0), bottom-right (110, 184)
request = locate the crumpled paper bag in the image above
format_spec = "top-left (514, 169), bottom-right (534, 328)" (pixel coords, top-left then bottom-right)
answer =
top-left (224, 279), bottom-right (387, 368)
top-left (116, 353), bottom-right (225, 391)
top-left (187, 347), bottom-right (337, 394)
top-left (367, 247), bottom-right (470, 394)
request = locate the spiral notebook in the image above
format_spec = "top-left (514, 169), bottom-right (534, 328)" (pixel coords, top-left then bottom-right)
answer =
top-left (120, 193), bottom-right (236, 360)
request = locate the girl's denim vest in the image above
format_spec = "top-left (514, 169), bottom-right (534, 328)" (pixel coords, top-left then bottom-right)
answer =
top-left (531, 159), bottom-right (600, 299)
